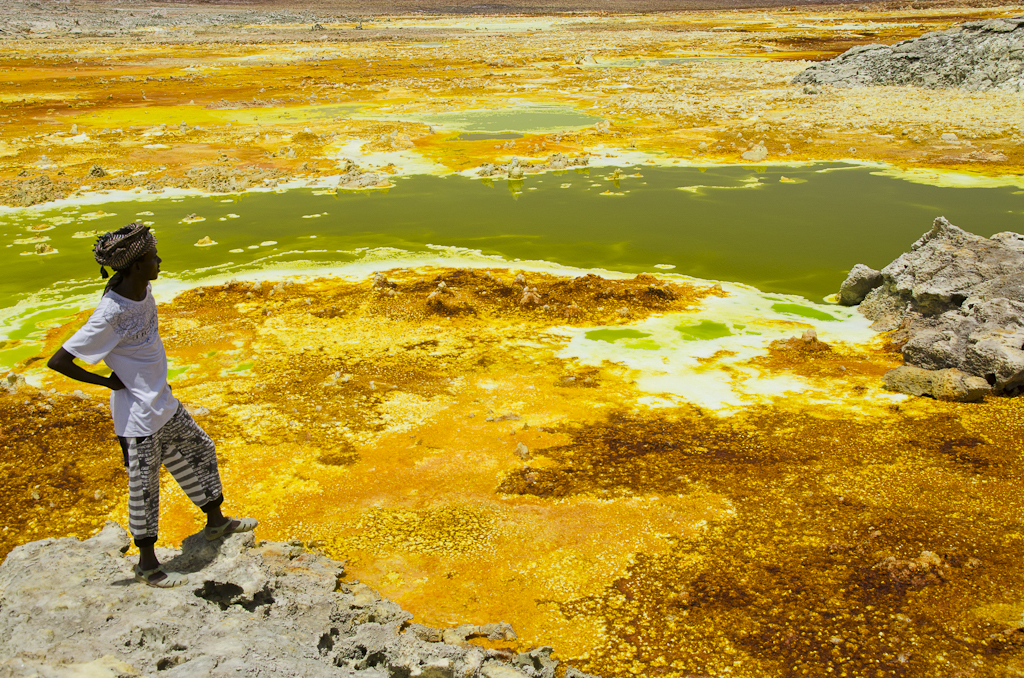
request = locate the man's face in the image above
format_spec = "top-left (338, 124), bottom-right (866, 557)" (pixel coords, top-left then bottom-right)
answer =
top-left (135, 248), bottom-right (161, 281)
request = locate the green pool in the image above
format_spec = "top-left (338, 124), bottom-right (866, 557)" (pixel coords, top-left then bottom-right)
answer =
top-left (1, 161), bottom-right (1021, 370)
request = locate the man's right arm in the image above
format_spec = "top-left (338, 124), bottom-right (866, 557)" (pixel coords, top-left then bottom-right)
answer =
top-left (47, 348), bottom-right (125, 391)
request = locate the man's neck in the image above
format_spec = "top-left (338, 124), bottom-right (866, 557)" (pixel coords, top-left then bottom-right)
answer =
top-left (112, 274), bottom-right (148, 302)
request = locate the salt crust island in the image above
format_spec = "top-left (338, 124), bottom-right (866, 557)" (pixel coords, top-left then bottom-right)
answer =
top-left (0, 522), bottom-right (598, 678)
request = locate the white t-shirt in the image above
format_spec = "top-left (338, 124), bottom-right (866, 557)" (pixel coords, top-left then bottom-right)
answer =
top-left (63, 284), bottom-right (178, 438)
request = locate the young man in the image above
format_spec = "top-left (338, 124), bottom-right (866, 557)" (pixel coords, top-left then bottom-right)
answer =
top-left (48, 223), bottom-right (256, 588)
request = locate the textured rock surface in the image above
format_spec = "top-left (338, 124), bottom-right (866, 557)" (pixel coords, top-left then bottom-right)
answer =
top-left (842, 217), bottom-right (1024, 394)
top-left (475, 153), bottom-right (590, 178)
top-left (838, 263), bottom-right (883, 306)
top-left (0, 522), bottom-right (561, 678)
top-left (740, 143), bottom-right (768, 162)
top-left (882, 365), bottom-right (991, 402)
top-left (793, 17), bottom-right (1024, 92)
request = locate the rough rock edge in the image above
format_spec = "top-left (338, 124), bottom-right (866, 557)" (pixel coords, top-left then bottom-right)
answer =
top-left (475, 153), bottom-right (590, 179)
top-left (0, 522), bottom-right (599, 678)
top-left (792, 17), bottom-right (1024, 92)
top-left (839, 216), bottom-right (1024, 397)
top-left (882, 365), bottom-right (991, 402)
top-left (838, 263), bottom-right (883, 306)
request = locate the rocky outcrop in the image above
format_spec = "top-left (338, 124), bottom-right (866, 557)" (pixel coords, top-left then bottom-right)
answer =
top-left (0, 174), bottom-right (75, 207)
top-left (792, 17), bottom-right (1024, 92)
top-left (840, 217), bottom-right (1024, 395)
top-left (740, 143), bottom-right (768, 162)
top-left (475, 153), bottom-right (589, 179)
top-left (185, 165), bottom-right (289, 192)
top-left (0, 6), bottom-right (328, 38)
top-left (882, 365), bottom-right (991, 402)
top-left (0, 522), bottom-right (591, 678)
top-left (838, 263), bottom-right (884, 306)
top-left (0, 164), bottom-right (295, 207)
top-left (337, 159), bottom-right (393, 190)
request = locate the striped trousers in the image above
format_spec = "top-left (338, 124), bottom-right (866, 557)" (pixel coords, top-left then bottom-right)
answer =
top-left (118, 404), bottom-right (223, 548)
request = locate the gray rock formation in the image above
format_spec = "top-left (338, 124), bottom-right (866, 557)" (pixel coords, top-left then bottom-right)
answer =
top-left (792, 17), bottom-right (1024, 92)
top-left (841, 217), bottom-right (1024, 395)
top-left (0, 5), bottom-right (325, 39)
top-left (185, 165), bottom-right (289, 193)
top-left (475, 153), bottom-right (589, 178)
top-left (838, 263), bottom-right (883, 305)
top-left (882, 365), bottom-right (991, 402)
top-left (337, 159), bottom-right (390, 189)
top-left (0, 522), bottom-right (586, 678)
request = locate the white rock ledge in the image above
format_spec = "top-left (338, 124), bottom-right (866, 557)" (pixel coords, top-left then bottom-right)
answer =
top-left (0, 522), bottom-right (596, 678)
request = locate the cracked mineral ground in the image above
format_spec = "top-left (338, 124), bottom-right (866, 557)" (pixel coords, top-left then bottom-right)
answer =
top-left (3, 1), bottom-right (1024, 676)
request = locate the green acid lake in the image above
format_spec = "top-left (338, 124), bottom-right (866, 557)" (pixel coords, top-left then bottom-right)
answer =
top-left (0, 161), bottom-right (1021, 369)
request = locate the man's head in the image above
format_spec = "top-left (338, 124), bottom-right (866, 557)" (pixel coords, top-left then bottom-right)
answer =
top-left (94, 223), bottom-right (159, 280)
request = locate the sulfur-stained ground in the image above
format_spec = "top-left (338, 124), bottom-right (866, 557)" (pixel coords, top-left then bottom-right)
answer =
top-left (4, 1), bottom-right (1024, 675)
top-left (4, 268), bottom-right (1024, 676)
top-left (2, 1), bottom-right (1024, 208)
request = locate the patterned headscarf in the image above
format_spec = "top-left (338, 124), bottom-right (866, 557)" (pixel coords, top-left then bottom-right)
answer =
top-left (93, 223), bottom-right (157, 279)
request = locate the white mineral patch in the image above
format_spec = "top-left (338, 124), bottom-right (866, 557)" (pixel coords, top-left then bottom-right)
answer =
top-left (416, 18), bottom-right (562, 32)
top-left (676, 180), bottom-right (763, 195)
top-left (78, 211), bottom-right (116, 221)
top-left (560, 283), bottom-right (877, 413)
top-left (869, 166), bottom-right (1024, 190)
top-left (56, 133), bottom-right (90, 144)
top-left (325, 140), bottom-right (447, 177)
top-left (0, 242), bottom-right (861, 386)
